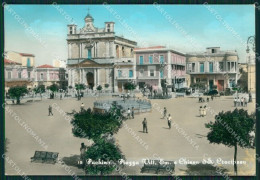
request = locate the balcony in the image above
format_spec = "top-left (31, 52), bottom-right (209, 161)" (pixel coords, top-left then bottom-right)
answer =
top-left (137, 75), bottom-right (159, 80)
top-left (5, 78), bottom-right (35, 82)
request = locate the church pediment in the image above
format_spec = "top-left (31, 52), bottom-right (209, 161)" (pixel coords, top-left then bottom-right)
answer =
top-left (80, 60), bottom-right (99, 66)
top-left (80, 23), bottom-right (96, 33)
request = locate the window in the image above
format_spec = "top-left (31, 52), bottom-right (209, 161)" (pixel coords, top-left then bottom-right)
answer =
top-left (219, 62), bottom-right (224, 72)
top-left (139, 69), bottom-right (144, 77)
top-left (129, 70), bottom-right (133, 78)
top-left (8, 71), bottom-right (11, 79)
top-left (229, 79), bottom-right (235, 87)
top-left (122, 47), bottom-right (125, 57)
top-left (28, 72), bottom-right (31, 78)
top-left (196, 78), bottom-right (200, 83)
top-left (200, 63), bottom-right (204, 73)
top-left (149, 55), bottom-right (153, 64)
top-left (40, 73), bottom-right (43, 80)
top-left (160, 55), bottom-right (164, 63)
top-left (160, 70), bottom-right (163, 78)
top-left (69, 27), bottom-right (72, 34)
top-left (209, 62), bottom-right (213, 72)
top-left (18, 71), bottom-right (22, 78)
top-left (231, 62), bottom-right (235, 71)
top-left (150, 69), bottom-right (155, 77)
top-left (139, 56), bottom-right (144, 65)
top-left (88, 49), bottom-right (92, 59)
top-left (227, 62), bottom-right (231, 71)
top-left (192, 63), bottom-right (195, 72)
top-left (118, 70), bottom-right (122, 77)
top-left (27, 58), bottom-right (31, 67)
top-left (212, 49), bottom-right (215, 53)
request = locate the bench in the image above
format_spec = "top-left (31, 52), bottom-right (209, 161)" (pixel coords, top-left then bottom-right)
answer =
top-left (141, 160), bottom-right (175, 174)
top-left (31, 151), bottom-right (59, 164)
top-left (176, 93), bottom-right (185, 98)
top-left (112, 94), bottom-right (120, 97)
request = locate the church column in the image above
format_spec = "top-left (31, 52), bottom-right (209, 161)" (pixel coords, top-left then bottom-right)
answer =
top-left (97, 68), bottom-right (100, 85)
top-left (79, 43), bottom-right (82, 58)
top-left (72, 69), bottom-right (75, 87)
top-left (94, 68), bottom-right (97, 89)
top-left (106, 42), bottom-right (109, 58)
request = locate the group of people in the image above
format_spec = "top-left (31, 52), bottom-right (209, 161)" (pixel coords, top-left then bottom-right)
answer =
top-left (234, 97), bottom-right (248, 107)
top-left (199, 106), bottom-right (207, 117)
top-left (127, 107), bottom-right (135, 119)
top-left (141, 107), bottom-right (172, 133)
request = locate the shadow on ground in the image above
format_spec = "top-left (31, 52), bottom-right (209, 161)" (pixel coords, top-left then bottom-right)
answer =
top-left (62, 155), bottom-right (81, 168)
top-left (180, 163), bottom-right (229, 175)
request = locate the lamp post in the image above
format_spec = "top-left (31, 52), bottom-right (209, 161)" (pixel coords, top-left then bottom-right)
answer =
top-left (246, 36), bottom-right (255, 101)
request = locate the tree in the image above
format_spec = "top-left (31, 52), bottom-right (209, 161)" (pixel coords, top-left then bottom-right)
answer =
top-left (84, 138), bottom-right (124, 175)
top-left (75, 83), bottom-right (86, 100)
top-left (33, 85), bottom-right (45, 100)
top-left (237, 69), bottom-right (248, 92)
top-left (47, 84), bottom-right (59, 99)
top-left (205, 108), bottom-right (255, 175)
top-left (123, 81), bottom-right (136, 92)
top-left (96, 85), bottom-right (103, 93)
top-left (70, 107), bottom-right (123, 141)
top-left (8, 86), bottom-right (28, 104)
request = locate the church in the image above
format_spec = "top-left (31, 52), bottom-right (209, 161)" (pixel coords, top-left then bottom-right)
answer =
top-left (67, 12), bottom-right (137, 92)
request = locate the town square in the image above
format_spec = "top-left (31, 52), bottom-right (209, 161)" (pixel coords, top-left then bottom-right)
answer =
top-left (3, 3), bottom-right (256, 177)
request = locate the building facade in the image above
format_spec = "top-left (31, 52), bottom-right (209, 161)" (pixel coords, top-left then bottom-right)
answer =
top-left (35, 64), bottom-right (66, 88)
top-left (135, 46), bottom-right (186, 90)
top-left (67, 13), bottom-right (137, 92)
top-left (186, 47), bottom-right (238, 91)
top-left (4, 58), bottom-right (35, 91)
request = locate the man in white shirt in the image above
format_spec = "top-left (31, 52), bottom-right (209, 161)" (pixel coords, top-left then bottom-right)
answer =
top-left (167, 114), bottom-right (172, 129)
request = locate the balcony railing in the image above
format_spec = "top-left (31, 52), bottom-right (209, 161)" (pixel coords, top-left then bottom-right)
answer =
top-left (5, 78), bottom-right (35, 81)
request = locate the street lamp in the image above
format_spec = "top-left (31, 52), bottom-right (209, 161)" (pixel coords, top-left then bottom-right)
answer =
top-left (159, 61), bottom-right (167, 90)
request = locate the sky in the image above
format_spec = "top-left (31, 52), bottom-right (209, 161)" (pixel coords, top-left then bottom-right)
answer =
top-left (4, 4), bottom-right (255, 66)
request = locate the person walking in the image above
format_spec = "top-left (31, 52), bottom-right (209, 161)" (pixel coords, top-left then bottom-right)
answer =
top-left (203, 105), bottom-right (207, 117)
top-left (163, 107), bottom-right (167, 119)
top-left (167, 114), bottom-right (172, 129)
top-left (131, 107), bottom-right (134, 119)
top-left (48, 105), bottom-right (53, 116)
top-left (199, 106), bottom-right (203, 117)
top-left (80, 103), bottom-right (85, 112)
top-left (127, 108), bottom-right (131, 119)
top-left (234, 98), bottom-right (237, 107)
top-left (60, 93), bottom-right (62, 100)
top-left (245, 97), bottom-right (248, 107)
top-left (241, 97), bottom-right (244, 107)
top-left (142, 118), bottom-right (148, 133)
top-left (207, 97), bottom-right (209, 102)
top-left (80, 143), bottom-right (87, 167)
top-left (211, 95), bottom-right (214, 101)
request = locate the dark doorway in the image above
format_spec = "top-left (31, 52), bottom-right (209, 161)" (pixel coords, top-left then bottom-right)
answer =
top-left (86, 72), bottom-right (94, 89)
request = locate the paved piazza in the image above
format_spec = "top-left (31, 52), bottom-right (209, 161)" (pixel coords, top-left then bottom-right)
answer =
top-left (5, 95), bottom-right (256, 176)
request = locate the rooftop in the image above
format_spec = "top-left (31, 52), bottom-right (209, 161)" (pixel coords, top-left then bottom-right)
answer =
top-left (19, 53), bottom-right (35, 57)
top-left (4, 58), bottom-right (22, 65)
top-left (37, 64), bottom-right (55, 68)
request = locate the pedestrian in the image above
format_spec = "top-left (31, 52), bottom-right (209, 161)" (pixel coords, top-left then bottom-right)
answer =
top-left (131, 107), bottom-right (134, 119)
top-left (245, 97), bottom-right (248, 107)
top-left (167, 114), bottom-right (172, 129)
top-left (163, 107), bottom-right (167, 119)
top-left (60, 93), bottom-right (62, 100)
top-left (234, 98), bottom-right (237, 107)
top-left (81, 103), bottom-right (85, 112)
top-left (241, 97), bottom-right (244, 107)
top-left (207, 97), bottom-right (209, 102)
top-left (127, 108), bottom-right (131, 119)
top-left (211, 95), bottom-right (213, 101)
top-left (80, 142), bottom-right (87, 167)
top-left (238, 98), bottom-right (241, 107)
top-left (48, 105), bottom-right (53, 116)
top-left (199, 106), bottom-right (202, 117)
top-left (142, 118), bottom-right (148, 133)
top-left (203, 105), bottom-right (207, 117)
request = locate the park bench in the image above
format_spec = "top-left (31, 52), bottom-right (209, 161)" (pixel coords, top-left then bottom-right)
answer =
top-left (112, 94), bottom-right (120, 97)
top-left (141, 160), bottom-right (175, 174)
top-left (175, 93), bottom-right (185, 98)
top-left (31, 151), bottom-right (59, 164)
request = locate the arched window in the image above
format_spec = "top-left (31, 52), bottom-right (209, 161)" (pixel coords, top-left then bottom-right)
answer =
top-left (116, 45), bottom-right (119, 58)
top-left (122, 47), bottom-right (125, 57)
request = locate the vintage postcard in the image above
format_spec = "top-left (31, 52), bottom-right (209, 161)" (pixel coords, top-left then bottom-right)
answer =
top-left (2, 2), bottom-right (257, 178)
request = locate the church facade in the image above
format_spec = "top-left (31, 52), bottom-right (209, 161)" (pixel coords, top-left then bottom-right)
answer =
top-left (67, 13), bottom-right (137, 92)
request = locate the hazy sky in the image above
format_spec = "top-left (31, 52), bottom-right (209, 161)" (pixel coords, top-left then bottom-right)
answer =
top-left (4, 4), bottom-right (255, 66)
